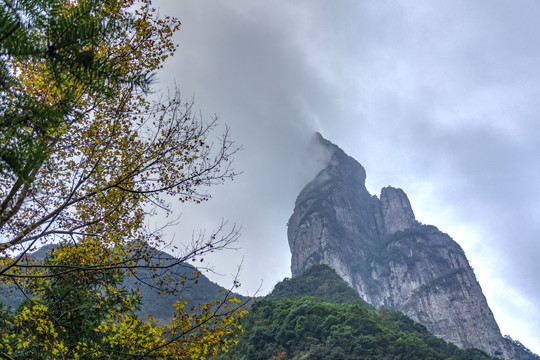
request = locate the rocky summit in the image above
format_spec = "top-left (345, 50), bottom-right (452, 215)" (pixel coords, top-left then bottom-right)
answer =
top-left (288, 133), bottom-right (516, 359)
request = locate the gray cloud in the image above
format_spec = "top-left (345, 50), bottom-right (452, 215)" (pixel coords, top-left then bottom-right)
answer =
top-left (152, 0), bottom-right (540, 353)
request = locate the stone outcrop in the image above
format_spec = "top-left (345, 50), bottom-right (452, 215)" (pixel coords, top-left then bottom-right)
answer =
top-left (380, 187), bottom-right (417, 234)
top-left (288, 133), bottom-right (515, 358)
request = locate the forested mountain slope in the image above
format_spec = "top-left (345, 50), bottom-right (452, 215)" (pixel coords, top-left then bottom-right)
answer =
top-left (0, 245), bottom-right (242, 321)
top-left (287, 133), bottom-right (538, 359)
top-left (213, 265), bottom-right (514, 360)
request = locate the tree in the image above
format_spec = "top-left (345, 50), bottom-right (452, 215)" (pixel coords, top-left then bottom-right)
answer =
top-left (0, 0), bottom-right (154, 180)
top-left (0, 0), bottom-right (246, 358)
top-left (1, 244), bottom-right (246, 359)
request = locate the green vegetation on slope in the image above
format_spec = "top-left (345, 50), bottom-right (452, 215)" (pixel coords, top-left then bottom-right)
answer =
top-left (0, 245), bottom-right (247, 322)
top-left (213, 265), bottom-right (501, 360)
top-left (267, 264), bottom-right (367, 305)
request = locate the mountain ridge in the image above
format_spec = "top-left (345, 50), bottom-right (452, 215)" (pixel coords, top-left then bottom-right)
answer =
top-left (287, 133), bottom-right (534, 360)
top-left (213, 263), bottom-right (507, 360)
top-left (0, 244), bottom-right (242, 322)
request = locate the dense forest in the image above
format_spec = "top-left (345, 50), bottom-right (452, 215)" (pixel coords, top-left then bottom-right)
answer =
top-left (213, 265), bottom-right (502, 360)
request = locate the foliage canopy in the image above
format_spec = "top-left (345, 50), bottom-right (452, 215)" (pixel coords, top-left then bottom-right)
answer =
top-left (0, 0), bottom-right (246, 358)
top-left (214, 266), bottom-right (503, 360)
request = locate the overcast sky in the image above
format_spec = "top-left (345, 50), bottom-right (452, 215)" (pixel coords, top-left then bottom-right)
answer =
top-left (152, 0), bottom-right (540, 353)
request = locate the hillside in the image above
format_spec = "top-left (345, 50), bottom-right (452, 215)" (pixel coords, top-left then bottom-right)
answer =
top-left (267, 264), bottom-right (367, 304)
top-left (213, 264), bottom-right (504, 360)
top-left (0, 244), bottom-right (243, 322)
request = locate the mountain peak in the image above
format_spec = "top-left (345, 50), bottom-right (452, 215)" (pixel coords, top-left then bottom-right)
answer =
top-left (288, 135), bottom-right (520, 359)
top-left (311, 132), bottom-right (367, 185)
top-left (380, 186), bottom-right (418, 234)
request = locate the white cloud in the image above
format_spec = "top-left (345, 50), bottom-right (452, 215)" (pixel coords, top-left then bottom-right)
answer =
top-left (152, 0), bottom-right (540, 353)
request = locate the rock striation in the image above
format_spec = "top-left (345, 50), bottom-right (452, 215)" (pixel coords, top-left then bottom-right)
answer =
top-left (288, 133), bottom-right (517, 358)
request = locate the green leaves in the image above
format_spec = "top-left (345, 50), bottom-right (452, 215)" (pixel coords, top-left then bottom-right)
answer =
top-left (215, 277), bottom-right (502, 360)
top-left (0, 1), bottom-right (243, 358)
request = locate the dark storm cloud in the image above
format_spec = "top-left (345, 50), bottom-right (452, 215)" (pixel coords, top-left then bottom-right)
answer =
top-left (151, 0), bottom-right (540, 352)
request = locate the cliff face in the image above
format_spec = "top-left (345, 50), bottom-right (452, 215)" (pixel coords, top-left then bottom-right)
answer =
top-left (288, 133), bottom-right (512, 358)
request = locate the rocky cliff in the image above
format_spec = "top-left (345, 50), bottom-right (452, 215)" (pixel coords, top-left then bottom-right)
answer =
top-left (287, 133), bottom-right (515, 358)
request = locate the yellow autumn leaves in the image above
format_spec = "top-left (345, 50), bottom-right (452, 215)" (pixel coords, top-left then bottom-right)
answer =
top-left (0, 0), bottom-right (246, 358)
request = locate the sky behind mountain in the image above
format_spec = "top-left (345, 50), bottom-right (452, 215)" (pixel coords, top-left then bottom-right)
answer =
top-left (152, 1), bottom-right (540, 353)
